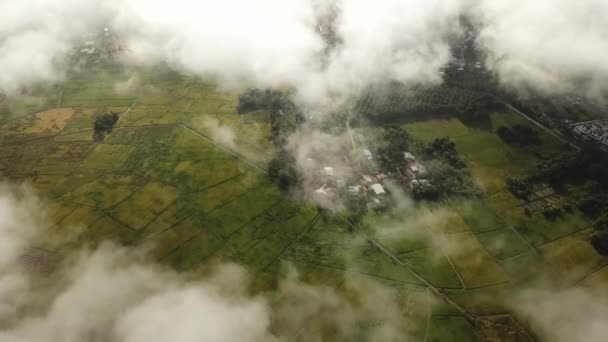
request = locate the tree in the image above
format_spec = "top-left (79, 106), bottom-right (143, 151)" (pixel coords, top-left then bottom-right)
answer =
top-left (457, 96), bottom-right (504, 127)
top-left (379, 124), bottom-right (410, 166)
top-left (93, 112), bottom-right (119, 141)
top-left (424, 137), bottom-right (466, 169)
top-left (237, 88), bottom-right (297, 114)
top-left (268, 150), bottom-right (298, 191)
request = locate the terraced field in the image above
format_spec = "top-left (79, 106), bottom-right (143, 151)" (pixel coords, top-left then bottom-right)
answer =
top-left (1, 65), bottom-right (606, 341)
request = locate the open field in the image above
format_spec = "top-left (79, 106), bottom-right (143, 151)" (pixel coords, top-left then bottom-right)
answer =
top-left (1, 65), bottom-right (605, 341)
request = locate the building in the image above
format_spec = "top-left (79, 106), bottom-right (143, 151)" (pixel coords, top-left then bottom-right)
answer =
top-left (403, 152), bottom-right (416, 162)
top-left (370, 183), bottom-right (386, 196)
top-left (348, 185), bottom-right (361, 198)
top-left (572, 120), bottom-right (608, 147)
top-left (406, 163), bottom-right (427, 180)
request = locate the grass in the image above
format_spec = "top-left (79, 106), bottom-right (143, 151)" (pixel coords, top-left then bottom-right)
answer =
top-left (512, 209), bottom-right (591, 247)
top-left (64, 175), bottom-right (136, 209)
top-left (0, 85), bottom-right (58, 123)
top-left (428, 317), bottom-right (477, 342)
top-left (161, 228), bottom-right (225, 271)
top-left (451, 199), bottom-right (505, 234)
top-left (405, 248), bottom-right (463, 288)
top-left (146, 217), bottom-right (202, 260)
top-left (112, 182), bottom-right (178, 230)
top-left (443, 231), bottom-right (508, 288)
top-left (405, 118), bottom-right (471, 142)
top-left (498, 252), bottom-right (550, 285)
top-left (475, 228), bottom-right (530, 260)
top-left (539, 229), bottom-right (608, 284)
top-left (82, 144), bottom-right (133, 171)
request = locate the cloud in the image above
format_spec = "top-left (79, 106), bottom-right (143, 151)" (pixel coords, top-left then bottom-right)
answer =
top-left (0, 0), bottom-right (107, 93)
top-left (2, 0), bottom-right (608, 102)
top-left (0, 183), bottom-right (275, 342)
top-left (474, 0), bottom-right (608, 99)
top-left (198, 117), bottom-right (238, 149)
top-left (513, 286), bottom-right (608, 342)
top-left (0, 183), bottom-right (417, 342)
top-left (0, 0), bottom-right (464, 105)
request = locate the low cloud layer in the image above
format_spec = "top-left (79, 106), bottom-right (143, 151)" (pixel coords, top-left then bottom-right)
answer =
top-left (5, 0), bottom-right (607, 102)
top-left (514, 286), bottom-right (608, 342)
top-left (474, 0), bottom-right (608, 99)
top-left (0, 184), bottom-right (418, 342)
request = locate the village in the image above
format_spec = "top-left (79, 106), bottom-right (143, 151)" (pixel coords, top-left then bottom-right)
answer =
top-left (310, 144), bottom-right (431, 211)
top-left (572, 119), bottom-right (608, 149)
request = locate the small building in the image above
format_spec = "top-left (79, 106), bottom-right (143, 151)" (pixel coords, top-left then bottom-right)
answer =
top-left (348, 185), bottom-right (361, 198)
top-left (323, 166), bottom-right (335, 177)
top-left (406, 163), bottom-right (427, 179)
top-left (403, 152), bottom-right (416, 162)
top-left (370, 183), bottom-right (386, 196)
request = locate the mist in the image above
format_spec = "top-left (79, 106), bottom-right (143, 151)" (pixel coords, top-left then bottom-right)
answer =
top-left (474, 0), bottom-right (608, 100)
top-left (2, 0), bottom-right (607, 101)
top-left (0, 184), bottom-right (420, 342)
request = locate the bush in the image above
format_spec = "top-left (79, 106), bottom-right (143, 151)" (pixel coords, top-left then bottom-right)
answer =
top-left (237, 89), bottom-right (295, 114)
top-left (424, 137), bottom-right (466, 169)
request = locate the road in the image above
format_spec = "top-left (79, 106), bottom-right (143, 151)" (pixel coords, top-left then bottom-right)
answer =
top-left (493, 97), bottom-right (582, 150)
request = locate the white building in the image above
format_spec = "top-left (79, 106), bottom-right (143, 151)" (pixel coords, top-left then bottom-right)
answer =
top-left (370, 183), bottom-right (386, 196)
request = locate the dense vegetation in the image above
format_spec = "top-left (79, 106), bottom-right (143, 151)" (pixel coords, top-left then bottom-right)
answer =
top-left (93, 112), bottom-right (119, 141)
top-left (237, 88), bottom-right (297, 115)
top-left (377, 124), bottom-right (410, 170)
top-left (506, 144), bottom-right (608, 254)
top-left (239, 89), bottom-right (302, 191)
top-left (417, 137), bottom-right (478, 199)
top-left (456, 96), bottom-right (505, 128)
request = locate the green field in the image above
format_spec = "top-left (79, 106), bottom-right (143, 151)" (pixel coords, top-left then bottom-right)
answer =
top-left (1, 65), bottom-right (605, 341)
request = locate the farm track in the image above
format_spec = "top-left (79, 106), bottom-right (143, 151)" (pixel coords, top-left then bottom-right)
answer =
top-left (335, 215), bottom-right (537, 340)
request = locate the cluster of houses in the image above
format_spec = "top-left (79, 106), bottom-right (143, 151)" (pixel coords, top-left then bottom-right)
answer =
top-left (77, 28), bottom-right (124, 64)
top-left (572, 119), bottom-right (608, 147)
top-left (311, 148), bottom-right (432, 210)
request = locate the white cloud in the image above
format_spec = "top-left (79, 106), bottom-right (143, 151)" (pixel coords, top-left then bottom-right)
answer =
top-left (474, 0), bottom-right (608, 99)
top-left (1, 0), bottom-right (607, 101)
top-left (514, 286), bottom-right (608, 342)
top-left (0, 184), bottom-right (417, 342)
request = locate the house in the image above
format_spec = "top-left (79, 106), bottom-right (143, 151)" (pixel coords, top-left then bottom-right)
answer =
top-left (406, 163), bottom-right (427, 180)
top-left (370, 183), bottom-right (386, 196)
top-left (323, 166), bottom-right (335, 177)
top-left (348, 185), bottom-right (361, 198)
top-left (403, 152), bottom-right (416, 162)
